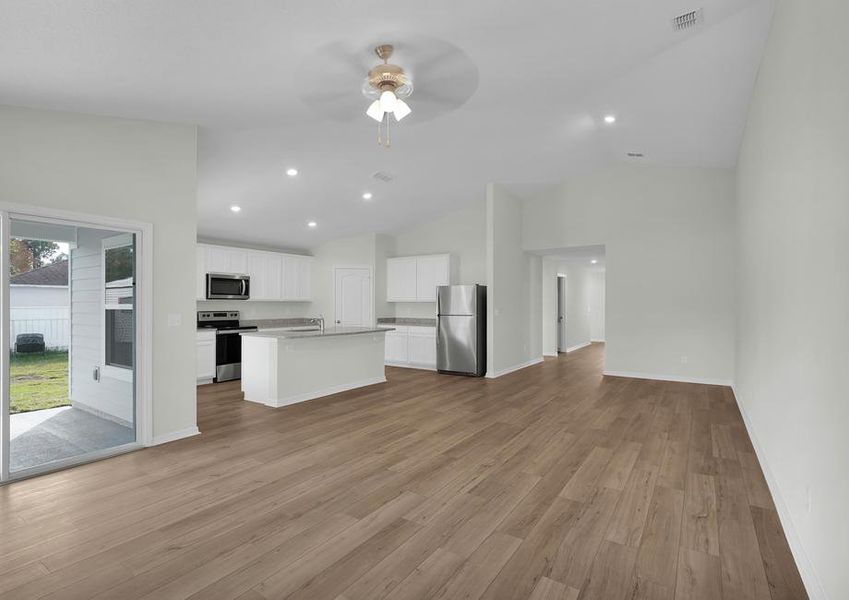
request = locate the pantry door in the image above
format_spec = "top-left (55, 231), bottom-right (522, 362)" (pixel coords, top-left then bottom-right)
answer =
top-left (333, 267), bottom-right (372, 327)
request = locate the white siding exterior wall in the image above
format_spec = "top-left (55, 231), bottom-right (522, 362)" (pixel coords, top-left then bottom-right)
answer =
top-left (70, 230), bottom-right (134, 426)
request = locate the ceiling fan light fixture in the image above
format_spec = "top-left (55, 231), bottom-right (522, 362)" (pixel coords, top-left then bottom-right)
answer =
top-left (379, 90), bottom-right (397, 113)
top-left (363, 44), bottom-right (414, 147)
top-left (393, 99), bottom-right (412, 121)
top-left (366, 100), bottom-right (384, 122)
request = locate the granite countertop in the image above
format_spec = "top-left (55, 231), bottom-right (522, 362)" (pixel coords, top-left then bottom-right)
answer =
top-left (241, 326), bottom-right (393, 340)
top-left (376, 317), bottom-right (436, 327)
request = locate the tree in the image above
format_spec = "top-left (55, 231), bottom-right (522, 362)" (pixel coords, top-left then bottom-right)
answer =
top-left (8, 239), bottom-right (63, 275)
top-left (9, 239), bottom-right (34, 275)
top-left (24, 240), bottom-right (61, 268)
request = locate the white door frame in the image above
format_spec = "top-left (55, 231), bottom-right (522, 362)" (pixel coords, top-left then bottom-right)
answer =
top-left (333, 265), bottom-right (374, 327)
top-left (0, 202), bottom-right (153, 483)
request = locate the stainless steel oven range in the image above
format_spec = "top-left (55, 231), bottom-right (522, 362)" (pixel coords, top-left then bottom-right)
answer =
top-left (197, 311), bottom-right (257, 382)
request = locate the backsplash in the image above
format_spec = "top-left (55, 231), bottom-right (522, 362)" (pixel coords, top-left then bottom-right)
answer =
top-left (393, 302), bottom-right (437, 319)
top-left (196, 300), bottom-right (314, 321)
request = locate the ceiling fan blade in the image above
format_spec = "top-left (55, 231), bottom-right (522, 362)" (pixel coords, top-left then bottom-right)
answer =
top-left (295, 34), bottom-right (479, 123)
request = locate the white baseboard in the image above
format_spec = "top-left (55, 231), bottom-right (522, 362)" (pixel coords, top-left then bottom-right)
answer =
top-left (385, 361), bottom-right (436, 371)
top-left (543, 352), bottom-right (558, 358)
top-left (150, 426), bottom-right (200, 446)
top-left (566, 342), bottom-right (591, 353)
top-left (486, 357), bottom-right (543, 379)
top-left (591, 338), bottom-right (605, 343)
top-left (252, 377), bottom-right (387, 408)
top-left (602, 370), bottom-right (734, 387)
top-left (731, 385), bottom-right (827, 600)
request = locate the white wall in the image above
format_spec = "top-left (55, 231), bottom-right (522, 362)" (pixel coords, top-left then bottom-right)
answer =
top-left (589, 270), bottom-right (606, 342)
top-left (487, 184), bottom-right (543, 375)
top-left (10, 287), bottom-right (70, 349)
top-left (70, 229), bottom-right (133, 425)
top-left (389, 201), bottom-right (487, 319)
top-left (523, 165), bottom-right (736, 384)
top-left (735, 0), bottom-right (849, 597)
top-left (10, 286), bottom-right (68, 308)
top-left (0, 106), bottom-right (198, 443)
top-left (311, 233), bottom-right (378, 326)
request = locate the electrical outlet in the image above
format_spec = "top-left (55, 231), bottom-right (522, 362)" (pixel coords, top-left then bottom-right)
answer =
top-left (680, 355), bottom-right (689, 364)
top-left (167, 313), bottom-right (182, 327)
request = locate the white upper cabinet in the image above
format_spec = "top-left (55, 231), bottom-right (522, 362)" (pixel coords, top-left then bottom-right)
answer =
top-left (197, 244), bottom-right (311, 302)
top-left (387, 257), bottom-right (418, 302)
top-left (415, 255), bottom-right (451, 302)
top-left (282, 255), bottom-right (311, 301)
top-left (196, 246), bottom-right (207, 300)
top-left (205, 245), bottom-right (248, 275)
top-left (387, 254), bottom-right (451, 302)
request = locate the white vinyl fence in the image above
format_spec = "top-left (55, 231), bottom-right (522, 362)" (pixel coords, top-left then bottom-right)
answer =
top-left (10, 306), bottom-right (71, 351)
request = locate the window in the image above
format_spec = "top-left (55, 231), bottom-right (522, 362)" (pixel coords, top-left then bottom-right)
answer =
top-left (103, 234), bottom-right (135, 376)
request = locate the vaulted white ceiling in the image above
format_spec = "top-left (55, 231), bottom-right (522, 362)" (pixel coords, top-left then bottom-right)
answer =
top-left (0, 0), bottom-right (774, 251)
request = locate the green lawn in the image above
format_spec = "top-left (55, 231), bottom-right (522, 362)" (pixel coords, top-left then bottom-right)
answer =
top-left (10, 351), bottom-right (69, 413)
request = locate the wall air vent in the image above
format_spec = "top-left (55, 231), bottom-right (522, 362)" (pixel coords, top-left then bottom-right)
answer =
top-left (672, 8), bottom-right (704, 32)
top-left (372, 171), bottom-right (395, 183)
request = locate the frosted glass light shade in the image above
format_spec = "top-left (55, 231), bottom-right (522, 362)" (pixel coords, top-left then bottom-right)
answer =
top-left (366, 100), bottom-right (383, 122)
top-left (379, 90), bottom-right (397, 113)
top-left (393, 99), bottom-right (411, 121)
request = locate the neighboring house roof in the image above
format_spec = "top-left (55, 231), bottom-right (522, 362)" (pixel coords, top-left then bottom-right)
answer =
top-left (10, 258), bottom-right (69, 286)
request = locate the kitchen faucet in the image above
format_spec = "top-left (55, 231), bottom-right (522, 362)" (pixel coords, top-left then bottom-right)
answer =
top-left (310, 314), bottom-right (325, 333)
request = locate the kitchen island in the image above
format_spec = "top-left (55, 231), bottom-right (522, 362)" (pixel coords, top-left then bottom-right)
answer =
top-left (240, 326), bottom-right (390, 408)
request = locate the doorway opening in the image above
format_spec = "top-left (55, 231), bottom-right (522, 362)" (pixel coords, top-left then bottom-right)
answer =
top-left (1, 210), bottom-right (151, 482)
top-left (539, 245), bottom-right (606, 358)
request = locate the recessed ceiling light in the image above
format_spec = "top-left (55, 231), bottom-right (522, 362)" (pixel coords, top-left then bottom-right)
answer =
top-left (230, 205), bottom-right (241, 213)
top-left (604, 115), bottom-right (616, 124)
top-left (362, 192), bottom-right (373, 200)
top-left (591, 259), bottom-right (598, 264)
top-left (307, 221), bottom-right (317, 228)
top-left (286, 168), bottom-right (298, 177)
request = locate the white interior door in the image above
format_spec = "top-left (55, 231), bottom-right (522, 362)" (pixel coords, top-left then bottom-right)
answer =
top-left (557, 275), bottom-right (567, 352)
top-left (334, 267), bottom-right (372, 327)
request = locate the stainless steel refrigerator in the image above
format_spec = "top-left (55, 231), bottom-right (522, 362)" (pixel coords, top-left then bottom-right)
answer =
top-left (437, 284), bottom-right (486, 376)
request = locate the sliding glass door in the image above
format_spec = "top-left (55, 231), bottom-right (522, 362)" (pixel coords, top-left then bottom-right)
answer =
top-left (1, 212), bottom-right (141, 482)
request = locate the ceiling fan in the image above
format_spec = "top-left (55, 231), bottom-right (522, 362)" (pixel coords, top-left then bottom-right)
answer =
top-left (293, 35), bottom-right (479, 147)
top-left (363, 44), bottom-right (413, 147)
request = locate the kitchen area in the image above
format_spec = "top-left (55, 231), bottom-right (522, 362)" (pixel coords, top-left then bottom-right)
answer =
top-left (195, 241), bottom-right (486, 407)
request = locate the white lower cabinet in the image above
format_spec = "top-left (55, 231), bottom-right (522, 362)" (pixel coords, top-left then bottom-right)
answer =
top-left (196, 330), bottom-right (216, 384)
top-left (384, 327), bottom-right (409, 364)
top-left (384, 326), bottom-right (436, 370)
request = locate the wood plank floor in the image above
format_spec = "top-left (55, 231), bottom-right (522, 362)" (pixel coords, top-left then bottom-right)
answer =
top-left (0, 343), bottom-right (807, 599)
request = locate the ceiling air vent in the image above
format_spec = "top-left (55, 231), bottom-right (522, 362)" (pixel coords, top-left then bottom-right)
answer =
top-left (372, 171), bottom-right (395, 183)
top-left (672, 8), bottom-right (703, 32)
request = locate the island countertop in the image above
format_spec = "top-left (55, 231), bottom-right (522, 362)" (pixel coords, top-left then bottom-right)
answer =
top-left (241, 326), bottom-right (393, 340)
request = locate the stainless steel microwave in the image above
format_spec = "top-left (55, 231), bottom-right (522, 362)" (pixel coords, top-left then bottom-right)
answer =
top-left (206, 273), bottom-right (250, 300)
